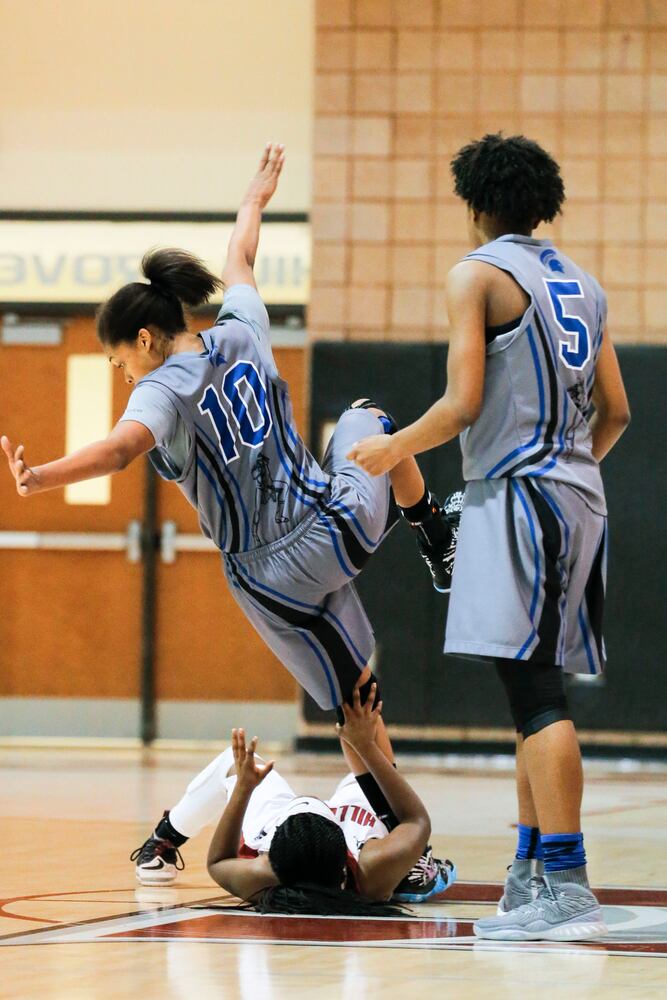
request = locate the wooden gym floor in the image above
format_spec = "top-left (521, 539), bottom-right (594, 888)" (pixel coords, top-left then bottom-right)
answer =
top-left (1, 745), bottom-right (666, 999)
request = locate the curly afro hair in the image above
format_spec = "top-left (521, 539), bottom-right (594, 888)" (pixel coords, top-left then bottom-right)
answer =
top-left (451, 133), bottom-right (565, 232)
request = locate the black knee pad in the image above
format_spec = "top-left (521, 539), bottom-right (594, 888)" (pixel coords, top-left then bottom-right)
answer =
top-left (349, 399), bottom-right (397, 435)
top-left (335, 672), bottom-right (381, 725)
top-left (494, 659), bottom-right (571, 739)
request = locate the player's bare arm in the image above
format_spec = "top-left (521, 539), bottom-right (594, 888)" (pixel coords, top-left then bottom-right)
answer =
top-left (206, 729), bottom-right (278, 899)
top-left (589, 329), bottom-right (631, 461)
top-left (221, 142), bottom-right (285, 291)
top-left (337, 688), bottom-right (431, 900)
top-left (347, 260), bottom-right (487, 477)
top-left (1, 420), bottom-right (155, 498)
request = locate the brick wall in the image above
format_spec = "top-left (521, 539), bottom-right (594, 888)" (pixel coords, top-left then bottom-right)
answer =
top-left (309, 0), bottom-right (667, 343)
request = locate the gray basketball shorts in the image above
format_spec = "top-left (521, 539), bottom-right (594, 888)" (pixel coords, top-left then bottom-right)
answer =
top-left (223, 407), bottom-right (396, 710)
top-left (444, 478), bottom-right (607, 674)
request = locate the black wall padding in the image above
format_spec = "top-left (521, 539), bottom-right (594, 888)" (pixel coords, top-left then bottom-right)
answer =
top-left (304, 343), bottom-right (667, 735)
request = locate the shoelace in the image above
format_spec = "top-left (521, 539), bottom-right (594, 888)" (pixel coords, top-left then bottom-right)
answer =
top-left (130, 837), bottom-right (185, 871)
top-left (406, 850), bottom-right (440, 886)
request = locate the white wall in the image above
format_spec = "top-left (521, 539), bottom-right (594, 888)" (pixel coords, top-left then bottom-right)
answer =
top-left (0, 0), bottom-right (313, 212)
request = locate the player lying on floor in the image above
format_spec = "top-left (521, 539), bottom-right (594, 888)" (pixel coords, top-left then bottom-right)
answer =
top-left (132, 685), bottom-right (456, 911)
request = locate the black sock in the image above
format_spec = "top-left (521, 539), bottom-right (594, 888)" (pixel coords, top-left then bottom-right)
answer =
top-left (399, 489), bottom-right (434, 524)
top-left (400, 489), bottom-right (450, 546)
top-left (155, 811), bottom-right (189, 848)
top-left (355, 773), bottom-right (399, 831)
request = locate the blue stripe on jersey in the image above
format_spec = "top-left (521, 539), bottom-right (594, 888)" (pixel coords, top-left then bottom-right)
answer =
top-left (535, 481), bottom-right (570, 664)
top-left (577, 605), bottom-right (598, 674)
top-left (195, 457), bottom-right (228, 550)
top-left (269, 396), bottom-right (355, 579)
top-left (512, 479), bottom-right (540, 659)
top-left (197, 423), bottom-right (250, 550)
top-left (531, 299), bottom-right (568, 475)
top-left (486, 324), bottom-right (546, 479)
top-left (585, 318), bottom-right (603, 395)
top-left (281, 390), bottom-right (329, 489)
top-left (232, 561), bottom-right (367, 668)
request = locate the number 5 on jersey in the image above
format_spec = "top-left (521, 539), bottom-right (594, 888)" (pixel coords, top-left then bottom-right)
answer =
top-left (198, 360), bottom-right (273, 464)
top-left (544, 279), bottom-right (591, 372)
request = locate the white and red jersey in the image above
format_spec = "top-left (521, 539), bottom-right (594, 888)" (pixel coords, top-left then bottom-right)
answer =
top-left (232, 771), bottom-right (389, 886)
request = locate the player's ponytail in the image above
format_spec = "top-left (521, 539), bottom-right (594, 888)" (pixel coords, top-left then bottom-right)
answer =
top-left (261, 813), bottom-right (406, 918)
top-left (141, 248), bottom-right (221, 309)
top-left (97, 247), bottom-right (222, 348)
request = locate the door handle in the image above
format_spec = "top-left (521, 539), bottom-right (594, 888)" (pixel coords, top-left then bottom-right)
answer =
top-left (0, 521), bottom-right (142, 562)
top-left (160, 521), bottom-right (218, 563)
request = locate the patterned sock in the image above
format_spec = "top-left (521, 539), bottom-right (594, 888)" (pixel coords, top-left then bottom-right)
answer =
top-left (515, 823), bottom-right (543, 860)
top-left (541, 832), bottom-right (587, 872)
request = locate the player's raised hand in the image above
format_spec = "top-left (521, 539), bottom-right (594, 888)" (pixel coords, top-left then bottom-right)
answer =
top-left (347, 434), bottom-right (401, 477)
top-left (1, 435), bottom-right (40, 497)
top-left (231, 728), bottom-right (275, 790)
top-left (244, 142), bottom-right (285, 210)
top-left (335, 683), bottom-right (383, 753)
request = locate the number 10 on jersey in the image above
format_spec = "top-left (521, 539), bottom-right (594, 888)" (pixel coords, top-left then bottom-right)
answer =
top-left (198, 360), bottom-right (273, 464)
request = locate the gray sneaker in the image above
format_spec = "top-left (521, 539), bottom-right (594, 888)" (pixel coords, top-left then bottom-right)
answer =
top-left (497, 866), bottom-right (533, 915)
top-left (497, 858), bottom-right (544, 914)
top-left (475, 877), bottom-right (608, 941)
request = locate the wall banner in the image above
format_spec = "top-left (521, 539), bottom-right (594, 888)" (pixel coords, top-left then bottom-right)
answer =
top-left (0, 219), bottom-right (310, 307)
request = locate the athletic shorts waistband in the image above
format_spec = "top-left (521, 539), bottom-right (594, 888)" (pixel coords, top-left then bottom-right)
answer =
top-left (227, 486), bottom-right (332, 566)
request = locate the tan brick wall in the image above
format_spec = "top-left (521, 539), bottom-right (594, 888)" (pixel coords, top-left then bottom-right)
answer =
top-left (309, 0), bottom-right (667, 343)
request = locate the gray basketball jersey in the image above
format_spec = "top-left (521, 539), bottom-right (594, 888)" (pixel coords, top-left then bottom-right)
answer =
top-left (460, 235), bottom-right (607, 514)
top-left (120, 285), bottom-right (329, 552)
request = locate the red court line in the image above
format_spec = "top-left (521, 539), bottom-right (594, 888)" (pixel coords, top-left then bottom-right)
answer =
top-left (108, 913), bottom-right (667, 956)
top-left (108, 913), bottom-right (472, 943)
top-left (3, 881), bottom-right (667, 944)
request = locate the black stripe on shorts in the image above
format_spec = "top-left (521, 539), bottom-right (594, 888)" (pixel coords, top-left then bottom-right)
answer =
top-left (524, 478), bottom-right (563, 665)
top-left (584, 525), bottom-right (606, 665)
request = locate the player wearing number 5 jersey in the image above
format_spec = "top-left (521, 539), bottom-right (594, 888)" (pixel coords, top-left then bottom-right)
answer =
top-left (349, 134), bottom-right (631, 941)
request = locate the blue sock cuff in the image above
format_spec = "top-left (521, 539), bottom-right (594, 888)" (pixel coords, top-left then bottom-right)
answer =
top-left (515, 823), bottom-right (543, 861)
top-left (541, 832), bottom-right (586, 872)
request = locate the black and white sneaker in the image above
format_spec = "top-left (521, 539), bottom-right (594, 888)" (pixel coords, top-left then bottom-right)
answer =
top-left (415, 490), bottom-right (464, 594)
top-left (392, 847), bottom-right (457, 903)
top-left (131, 834), bottom-right (184, 885)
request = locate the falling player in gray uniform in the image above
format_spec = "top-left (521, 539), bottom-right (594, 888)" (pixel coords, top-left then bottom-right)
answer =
top-left (349, 134), bottom-right (631, 941)
top-left (2, 144), bottom-right (455, 902)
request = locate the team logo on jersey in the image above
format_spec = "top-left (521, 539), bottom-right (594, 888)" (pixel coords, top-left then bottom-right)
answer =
top-left (540, 248), bottom-right (565, 273)
top-left (207, 345), bottom-right (227, 368)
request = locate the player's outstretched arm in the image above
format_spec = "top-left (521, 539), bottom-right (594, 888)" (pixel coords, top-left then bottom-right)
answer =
top-left (590, 328), bottom-right (631, 461)
top-left (221, 142), bottom-right (285, 291)
top-left (347, 261), bottom-right (486, 476)
top-left (336, 688), bottom-right (431, 901)
top-left (206, 729), bottom-right (278, 900)
top-left (1, 420), bottom-right (155, 497)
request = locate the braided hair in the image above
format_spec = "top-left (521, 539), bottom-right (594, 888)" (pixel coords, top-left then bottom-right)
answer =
top-left (96, 247), bottom-right (222, 348)
top-left (451, 132), bottom-right (565, 233)
top-left (256, 812), bottom-right (406, 917)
